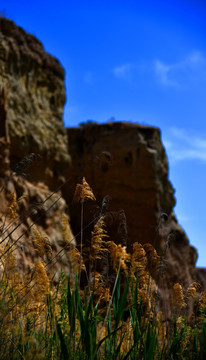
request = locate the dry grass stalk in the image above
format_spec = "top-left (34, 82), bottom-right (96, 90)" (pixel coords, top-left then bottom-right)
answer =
top-left (173, 283), bottom-right (186, 308)
top-left (91, 271), bottom-right (110, 305)
top-left (0, 242), bottom-right (17, 282)
top-left (84, 216), bottom-right (108, 263)
top-left (69, 247), bottom-right (86, 272)
top-left (185, 282), bottom-right (201, 300)
top-left (1, 176), bottom-right (206, 359)
top-left (61, 214), bottom-right (72, 243)
top-left (107, 241), bottom-right (130, 273)
top-left (73, 177), bottom-right (96, 285)
top-left (32, 261), bottom-right (50, 300)
top-left (130, 242), bottom-right (147, 279)
top-left (73, 177), bottom-right (96, 203)
top-left (198, 291), bottom-right (206, 320)
top-left (130, 242), bottom-right (153, 311)
top-left (143, 243), bottom-right (160, 272)
top-left (7, 192), bottom-right (17, 221)
top-left (31, 225), bottom-right (52, 259)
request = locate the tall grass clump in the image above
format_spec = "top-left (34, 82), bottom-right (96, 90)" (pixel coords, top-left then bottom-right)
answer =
top-left (0, 174), bottom-right (206, 359)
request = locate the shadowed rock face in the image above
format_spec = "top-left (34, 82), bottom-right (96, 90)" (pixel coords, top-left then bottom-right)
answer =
top-left (67, 122), bottom-right (176, 249)
top-left (0, 17), bottom-right (71, 186)
top-left (67, 122), bottom-right (206, 291)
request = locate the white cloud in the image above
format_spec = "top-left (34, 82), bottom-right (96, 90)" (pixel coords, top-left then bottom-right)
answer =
top-left (112, 51), bottom-right (206, 88)
top-left (187, 50), bottom-right (205, 65)
top-left (169, 149), bottom-right (206, 162)
top-left (177, 214), bottom-right (194, 223)
top-left (154, 50), bottom-right (206, 87)
top-left (113, 63), bottom-right (134, 81)
top-left (154, 60), bottom-right (178, 87)
top-left (170, 127), bottom-right (206, 150)
top-left (164, 127), bottom-right (206, 163)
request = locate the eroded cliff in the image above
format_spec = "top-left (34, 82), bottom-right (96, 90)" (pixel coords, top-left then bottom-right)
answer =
top-left (0, 17), bottom-right (205, 293)
top-left (0, 17), bottom-right (71, 187)
top-left (0, 18), bottom-right (74, 277)
top-left (67, 122), bottom-right (204, 292)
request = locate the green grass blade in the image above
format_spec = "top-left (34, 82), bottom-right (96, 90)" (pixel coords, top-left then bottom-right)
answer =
top-left (56, 322), bottom-right (69, 360)
top-left (113, 270), bottom-right (121, 320)
top-left (115, 276), bottom-right (130, 329)
top-left (114, 331), bottom-right (126, 359)
top-left (67, 277), bottom-right (76, 333)
top-left (144, 324), bottom-right (157, 360)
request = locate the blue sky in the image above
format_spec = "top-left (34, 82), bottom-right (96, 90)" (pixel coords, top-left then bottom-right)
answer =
top-left (1, 0), bottom-right (206, 266)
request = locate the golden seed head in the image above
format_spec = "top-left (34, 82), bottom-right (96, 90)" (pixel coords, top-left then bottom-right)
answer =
top-left (33, 261), bottom-right (50, 298)
top-left (73, 177), bottom-right (96, 203)
top-left (107, 241), bottom-right (130, 273)
top-left (173, 283), bottom-right (186, 308)
top-left (130, 242), bottom-right (147, 276)
top-left (31, 225), bottom-right (52, 259)
top-left (198, 291), bottom-right (206, 315)
top-left (8, 192), bottom-right (17, 220)
top-left (186, 282), bottom-right (201, 300)
top-left (84, 217), bottom-right (108, 262)
top-left (143, 243), bottom-right (160, 270)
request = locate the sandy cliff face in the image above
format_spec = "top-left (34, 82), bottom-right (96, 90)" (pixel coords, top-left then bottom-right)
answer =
top-left (0, 19), bottom-right (74, 276)
top-left (0, 18), bottom-right (205, 291)
top-left (0, 17), bottom-right (71, 186)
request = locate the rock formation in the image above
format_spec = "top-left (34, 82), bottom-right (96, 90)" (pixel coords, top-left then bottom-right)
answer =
top-left (0, 18), bottom-right (205, 293)
top-left (0, 17), bottom-right (71, 188)
top-left (0, 18), bottom-right (74, 278)
top-left (67, 122), bottom-right (206, 291)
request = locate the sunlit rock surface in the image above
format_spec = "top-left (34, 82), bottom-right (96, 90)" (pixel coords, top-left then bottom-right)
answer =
top-left (0, 17), bottom-right (71, 187)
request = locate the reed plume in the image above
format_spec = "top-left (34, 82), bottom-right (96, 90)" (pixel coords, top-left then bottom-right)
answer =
top-left (73, 176), bottom-right (96, 203)
top-left (130, 242), bottom-right (147, 277)
top-left (32, 261), bottom-right (50, 300)
top-left (90, 271), bottom-right (110, 305)
top-left (173, 283), bottom-right (186, 308)
top-left (198, 291), bottom-right (206, 320)
top-left (0, 242), bottom-right (17, 282)
top-left (107, 241), bottom-right (130, 273)
top-left (84, 216), bottom-right (108, 263)
top-left (31, 225), bottom-right (52, 260)
top-left (69, 247), bottom-right (86, 272)
top-left (185, 282), bottom-right (201, 301)
top-left (143, 243), bottom-right (160, 272)
top-left (0, 175), bottom-right (205, 359)
top-left (130, 242), bottom-right (151, 293)
top-left (156, 311), bottom-right (165, 344)
top-left (73, 177), bottom-right (96, 285)
top-left (61, 214), bottom-right (72, 244)
top-left (7, 192), bottom-right (17, 221)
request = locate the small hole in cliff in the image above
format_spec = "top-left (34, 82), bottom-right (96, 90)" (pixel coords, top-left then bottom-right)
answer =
top-left (101, 162), bottom-right (108, 172)
top-left (124, 151), bottom-right (133, 165)
top-left (50, 96), bottom-right (55, 105)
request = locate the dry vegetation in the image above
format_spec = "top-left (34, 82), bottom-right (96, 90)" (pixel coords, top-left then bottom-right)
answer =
top-left (0, 175), bottom-right (206, 359)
